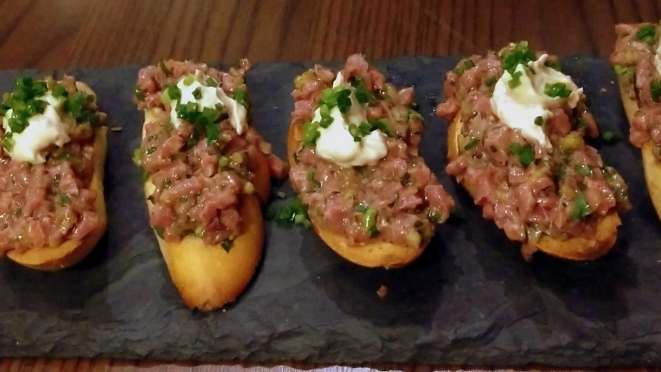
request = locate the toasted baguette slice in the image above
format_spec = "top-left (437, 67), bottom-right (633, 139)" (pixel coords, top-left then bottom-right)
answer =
top-left (287, 118), bottom-right (427, 269)
top-left (143, 108), bottom-right (265, 311)
top-left (616, 77), bottom-right (661, 220)
top-left (448, 113), bottom-right (621, 261)
top-left (7, 82), bottom-right (107, 270)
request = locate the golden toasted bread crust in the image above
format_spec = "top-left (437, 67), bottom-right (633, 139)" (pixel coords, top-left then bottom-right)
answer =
top-left (288, 120), bottom-right (426, 269)
top-left (447, 114), bottom-right (620, 261)
top-left (143, 108), bottom-right (264, 311)
top-left (616, 77), bottom-right (661, 220)
top-left (7, 83), bottom-right (107, 270)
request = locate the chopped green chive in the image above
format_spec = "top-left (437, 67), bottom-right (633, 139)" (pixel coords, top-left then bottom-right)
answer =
top-left (183, 74), bottom-right (196, 86)
top-left (534, 116), bottom-right (544, 126)
top-left (362, 206), bottom-right (378, 237)
top-left (652, 79), bottom-right (661, 102)
top-left (53, 84), bottom-right (69, 99)
top-left (518, 146), bottom-right (535, 167)
top-left (509, 142), bottom-right (523, 155)
top-left (274, 197), bottom-right (311, 228)
top-left (302, 121), bottom-right (320, 146)
top-left (233, 88), bottom-right (249, 109)
top-left (355, 204), bottom-right (368, 213)
top-left (132, 147), bottom-right (144, 165)
top-left (500, 41), bottom-right (535, 74)
top-left (162, 84), bottom-right (181, 104)
top-left (348, 122), bottom-right (372, 142)
top-left (154, 226), bottom-right (165, 239)
top-left (58, 192), bottom-right (71, 206)
top-left (159, 60), bottom-right (172, 77)
top-left (369, 118), bottom-right (395, 137)
top-left (508, 71), bottom-right (523, 89)
top-left (485, 76), bottom-right (498, 88)
top-left (544, 82), bottom-right (571, 98)
top-left (352, 76), bottom-right (376, 105)
top-left (570, 192), bottom-right (592, 221)
top-left (635, 24), bottom-right (657, 45)
top-left (1, 133), bottom-right (13, 151)
top-left (613, 64), bottom-right (635, 76)
top-left (574, 164), bottom-right (593, 177)
top-left (306, 169), bottom-right (321, 189)
top-left (205, 77), bottom-right (217, 87)
top-left (463, 137), bottom-right (480, 150)
top-left (192, 88), bottom-right (202, 100)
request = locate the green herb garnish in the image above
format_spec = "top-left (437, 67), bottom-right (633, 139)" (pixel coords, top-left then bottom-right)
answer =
top-left (570, 192), bottom-right (592, 221)
top-left (485, 76), bottom-right (498, 88)
top-left (361, 206), bottom-right (378, 237)
top-left (302, 120), bottom-right (320, 146)
top-left (1, 132), bottom-right (14, 152)
top-left (348, 122), bottom-right (372, 142)
top-left (534, 116), bottom-right (544, 126)
top-left (652, 79), bottom-right (661, 102)
top-left (635, 24), bottom-right (657, 45)
top-left (518, 146), bottom-right (535, 167)
top-left (544, 82), bottom-right (571, 98)
top-left (154, 226), bottom-right (165, 239)
top-left (53, 84), bottom-right (69, 99)
top-left (274, 197), bottom-right (311, 228)
top-left (233, 88), bottom-right (249, 109)
top-left (574, 164), bottom-right (593, 177)
top-left (463, 137), bottom-right (480, 150)
top-left (58, 192), bottom-right (71, 206)
top-left (205, 77), bottom-right (217, 87)
top-left (352, 76), bottom-right (376, 105)
top-left (159, 60), bottom-right (172, 77)
top-left (369, 118), bottom-right (395, 137)
top-left (500, 41), bottom-right (536, 74)
top-left (508, 71), bottom-right (523, 88)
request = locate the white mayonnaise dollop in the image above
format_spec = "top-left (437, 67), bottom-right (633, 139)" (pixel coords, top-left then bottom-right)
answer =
top-left (2, 92), bottom-right (75, 164)
top-left (490, 54), bottom-right (583, 149)
top-left (170, 71), bottom-right (247, 134)
top-left (314, 72), bottom-right (388, 167)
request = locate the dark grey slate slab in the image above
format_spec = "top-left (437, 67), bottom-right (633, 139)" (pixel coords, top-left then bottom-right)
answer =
top-left (0, 56), bottom-right (659, 367)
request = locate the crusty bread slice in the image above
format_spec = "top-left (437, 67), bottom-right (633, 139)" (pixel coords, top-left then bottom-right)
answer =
top-left (8, 82), bottom-right (108, 270)
top-left (616, 77), bottom-right (661, 220)
top-left (287, 119), bottom-right (428, 269)
top-left (142, 108), bottom-right (264, 311)
top-left (447, 113), bottom-right (620, 261)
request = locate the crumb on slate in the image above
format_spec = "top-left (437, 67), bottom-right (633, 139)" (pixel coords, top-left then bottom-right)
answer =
top-left (110, 127), bottom-right (122, 132)
top-left (377, 285), bottom-right (388, 298)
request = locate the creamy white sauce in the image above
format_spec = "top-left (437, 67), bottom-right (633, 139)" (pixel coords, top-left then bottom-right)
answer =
top-left (2, 92), bottom-right (75, 164)
top-left (170, 71), bottom-right (247, 135)
top-left (314, 72), bottom-right (388, 167)
top-left (490, 54), bottom-right (583, 149)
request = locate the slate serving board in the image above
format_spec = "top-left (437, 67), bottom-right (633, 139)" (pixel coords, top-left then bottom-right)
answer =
top-left (0, 57), bottom-right (660, 367)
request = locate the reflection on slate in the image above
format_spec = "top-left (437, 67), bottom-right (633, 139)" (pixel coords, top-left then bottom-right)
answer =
top-left (0, 57), bottom-right (660, 367)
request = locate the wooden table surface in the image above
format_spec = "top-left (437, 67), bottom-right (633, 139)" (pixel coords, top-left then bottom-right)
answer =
top-left (1, 0), bottom-right (660, 371)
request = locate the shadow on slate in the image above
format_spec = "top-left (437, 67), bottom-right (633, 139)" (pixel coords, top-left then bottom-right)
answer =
top-left (0, 56), bottom-right (660, 367)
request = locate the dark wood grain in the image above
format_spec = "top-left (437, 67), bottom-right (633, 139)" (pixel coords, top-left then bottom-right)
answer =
top-left (2, 0), bottom-right (661, 370)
